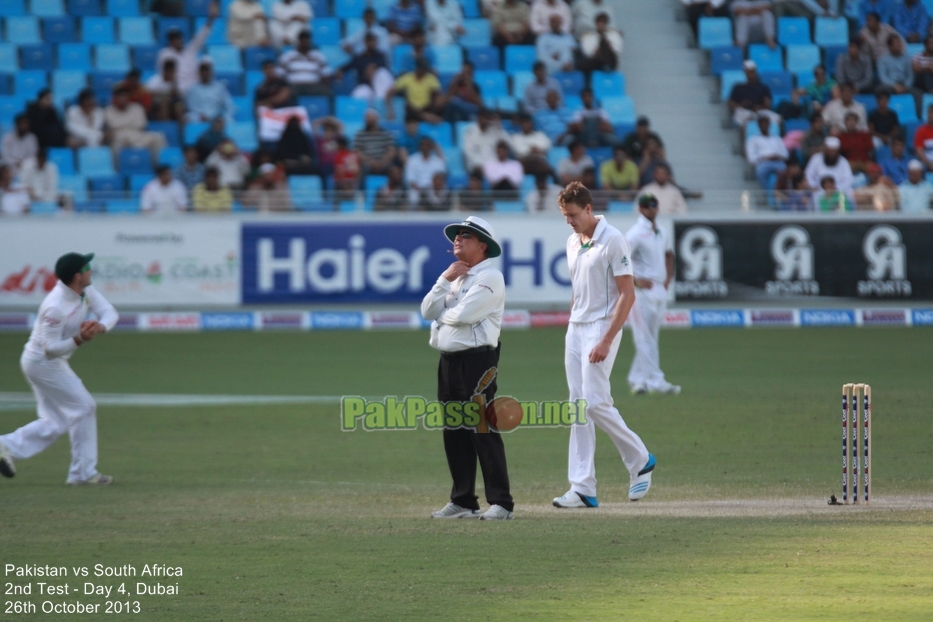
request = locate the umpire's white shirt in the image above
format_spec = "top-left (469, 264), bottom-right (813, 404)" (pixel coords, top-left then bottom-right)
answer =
top-left (625, 214), bottom-right (672, 285)
top-left (420, 259), bottom-right (505, 352)
top-left (23, 282), bottom-right (119, 361)
top-left (567, 216), bottom-right (634, 323)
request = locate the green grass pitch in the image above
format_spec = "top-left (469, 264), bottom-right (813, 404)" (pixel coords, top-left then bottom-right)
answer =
top-left (1, 327), bottom-right (931, 621)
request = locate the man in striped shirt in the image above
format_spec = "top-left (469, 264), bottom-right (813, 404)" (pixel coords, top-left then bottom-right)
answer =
top-left (354, 109), bottom-right (398, 177)
top-left (278, 30), bottom-right (332, 96)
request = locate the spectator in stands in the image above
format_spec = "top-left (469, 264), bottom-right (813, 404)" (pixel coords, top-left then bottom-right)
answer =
top-left (387, 59), bottom-right (443, 123)
top-left (772, 0), bottom-right (838, 19)
top-left (836, 40), bottom-right (875, 94)
top-left (19, 149), bottom-right (58, 204)
top-left (639, 163), bottom-right (688, 214)
top-left (1, 115), bottom-right (38, 173)
top-left (600, 144), bottom-right (639, 195)
top-left (462, 108), bottom-right (509, 174)
top-left (196, 116), bottom-right (228, 162)
top-left (25, 90), bottom-right (71, 150)
top-left (243, 162), bottom-right (293, 210)
top-left (878, 34), bottom-right (916, 102)
top-left (426, 0), bottom-right (465, 46)
top-left (386, 0), bottom-right (426, 45)
top-left (805, 136), bottom-right (854, 195)
top-left (798, 113), bottom-right (826, 162)
top-left (105, 87), bottom-right (168, 165)
top-left (746, 114), bottom-right (789, 189)
top-left (340, 32), bottom-right (390, 80)
top-left (176, 145), bottom-right (205, 193)
top-left (838, 111), bottom-right (874, 172)
top-left (421, 171), bottom-right (452, 210)
top-left (270, 0), bottom-right (312, 48)
top-left (622, 116), bottom-right (664, 161)
top-left (912, 34), bottom-right (933, 92)
top-left (158, 4), bottom-right (219, 94)
top-left (206, 140), bottom-right (251, 189)
top-left (254, 60), bottom-right (295, 111)
top-left (856, 0), bottom-right (893, 28)
top-left (573, 0), bottom-right (616, 38)
top-left (637, 136), bottom-right (673, 186)
top-left (682, 0), bottom-right (729, 41)
top-left (400, 27), bottom-right (437, 72)
top-left (534, 90), bottom-right (575, 142)
top-left (192, 167), bottom-right (234, 211)
top-left (728, 60), bottom-right (779, 129)
top-left (913, 104), bottom-right (933, 168)
top-left (355, 109), bottom-right (398, 177)
top-left (482, 140), bottom-right (524, 198)
top-left (794, 65), bottom-right (837, 114)
top-left (443, 60), bottom-right (484, 122)
top-left (880, 135), bottom-right (910, 183)
top-left (374, 166), bottom-right (408, 211)
top-left (492, 0), bottom-right (534, 47)
top-left (893, 0), bottom-right (929, 45)
top-left (898, 158), bottom-right (933, 210)
top-left (405, 136), bottom-right (447, 206)
top-left (245, 149), bottom-right (285, 187)
top-left (0, 165), bottom-right (30, 215)
top-left (114, 70), bottom-right (152, 114)
top-left (860, 12), bottom-right (901, 63)
top-left (814, 175), bottom-right (854, 211)
top-left (509, 112), bottom-right (553, 179)
top-left (457, 171), bottom-right (492, 211)
top-left (822, 82), bottom-right (868, 133)
top-left (868, 89), bottom-right (900, 147)
top-left (531, 0), bottom-right (572, 36)
top-left (581, 168), bottom-right (612, 210)
top-left (731, 0), bottom-right (777, 50)
top-left (277, 116), bottom-right (317, 175)
top-left (566, 87), bottom-right (619, 147)
top-left (855, 163), bottom-right (899, 210)
top-left (341, 34), bottom-right (394, 105)
top-left (774, 157), bottom-right (811, 210)
top-left (578, 13), bottom-right (624, 75)
top-left (141, 165), bottom-right (189, 212)
top-left (537, 15), bottom-right (577, 74)
top-left (66, 89), bottom-right (105, 148)
top-left (524, 62), bottom-right (564, 115)
top-left (557, 140), bottom-right (594, 184)
top-left (186, 59), bottom-right (236, 124)
top-left (398, 113), bottom-right (428, 163)
top-left (228, 0), bottom-right (270, 48)
top-left (525, 173), bottom-right (563, 211)
top-left (147, 59), bottom-right (186, 122)
top-left (280, 31), bottom-right (333, 97)
top-left (342, 8), bottom-right (392, 56)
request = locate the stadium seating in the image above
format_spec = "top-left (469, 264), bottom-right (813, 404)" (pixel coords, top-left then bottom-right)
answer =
top-left (21, 44), bottom-right (54, 70)
top-left (208, 45), bottom-right (243, 72)
top-left (698, 17), bottom-right (732, 49)
top-left (89, 175), bottom-right (124, 196)
top-left (59, 174), bottom-right (89, 202)
top-left (53, 70), bottom-right (87, 105)
top-left (7, 17), bottom-right (42, 44)
top-left (602, 97), bottom-right (636, 124)
top-left (118, 148), bottom-right (153, 176)
top-left (244, 47), bottom-right (277, 71)
top-left (106, 198), bottom-right (140, 213)
top-left (474, 70), bottom-right (508, 99)
top-left (0, 0), bottom-right (27, 17)
top-left (91, 71), bottom-right (122, 98)
top-left (78, 146), bottom-right (116, 177)
top-left (0, 95), bottom-right (27, 123)
top-left (118, 17), bottom-right (154, 45)
top-left (311, 18), bottom-right (342, 46)
top-left (592, 71), bottom-right (625, 99)
top-left (608, 201), bottom-right (634, 213)
top-left (504, 46), bottom-right (536, 73)
top-left (31, 201), bottom-right (60, 214)
top-left (511, 72), bottom-right (535, 99)
top-left (466, 46), bottom-right (499, 71)
top-left (300, 96), bottom-right (331, 119)
top-left (157, 146), bottom-right (184, 167)
top-left (0, 44), bottom-right (16, 72)
top-left (494, 201), bottom-right (525, 213)
top-left (106, 0), bottom-right (140, 16)
top-left (228, 121), bottom-right (258, 151)
top-left (184, 122), bottom-right (209, 144)
top-left (156, 17), bottom-right (190, 44)
top-left (58, 42), bottom-right (91, 70)
top-left (434, 45), bottom-right (463, 74)
top-left (129, 174), bottom-right (149, 196)
top-left (48, 147), bottom-right (76, 174)
top-left (43, 16), bottom-right (76, 43)
top-left (749, 45), bottom-right (784, 72)
top-left (32, 0), bottom-right (66, 18)
top-left (814, 17), bottom-right (848, 47)
top-left (334, 0), bottom-right (367, 20)
top-left (288, 175), bottom-right (325, 210)
top-left (15, 71), bottom-right (47, 99)
top-left (69, 0), bottom-right (102, 15)
top-left (709, 46), bottom-right (743, 76)
top-left (785, 44), bottom-right (820, 75)
top-left (891, 94), bottom-right (919, 124)
top-left (461, 19), bottom-right (491, 47)
top-left (131, 45), bottom-right (159, 72)
top-left (95, 43), bottom-right (130, 72)
top-left (777, 17), bottom-right (811, 45)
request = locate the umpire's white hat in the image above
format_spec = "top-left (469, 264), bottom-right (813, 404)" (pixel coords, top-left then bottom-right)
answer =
top-left (443, 216), bottom-right (501, 258)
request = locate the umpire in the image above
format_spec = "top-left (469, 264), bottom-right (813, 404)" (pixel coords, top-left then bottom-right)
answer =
top-left (420, 216), bottom-right (514, 521)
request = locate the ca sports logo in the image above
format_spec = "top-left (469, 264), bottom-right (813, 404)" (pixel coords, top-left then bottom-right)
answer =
top-left (766, 226), bottom-right (819, 296)
top-left (675, 226), bottom-right (727, 298)
top-left (858, 225), bottom-right (911, 297)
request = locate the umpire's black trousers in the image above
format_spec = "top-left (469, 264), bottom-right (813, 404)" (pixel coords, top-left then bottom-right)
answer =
top-left (437, 343), bottom-right (513, 512)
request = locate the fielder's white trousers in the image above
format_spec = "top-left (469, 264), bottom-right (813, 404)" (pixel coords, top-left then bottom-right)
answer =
top-left (627, 284), bottom-right (671, 391)
top-left (1, 354), bottom-right (100, 483)
top-left (565, 319), bottom-right (649, 497)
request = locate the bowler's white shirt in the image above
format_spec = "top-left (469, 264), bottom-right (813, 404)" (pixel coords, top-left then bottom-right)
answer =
top-left (625, 214), bottom-right (672, 285)
top-left (567, 216), bottom-right (634, 323)
top-left (23, 282), bottom-right (118, 362)
top-left (421, 259), bottom-right (505, 352)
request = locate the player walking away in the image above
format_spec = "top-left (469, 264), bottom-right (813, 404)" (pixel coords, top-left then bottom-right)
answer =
top-left (421, 216), bottom-right (515, 521)
top-left (0, 253), bottom-right (118, 485)
top-left (553, 183), bottom-right (656, 507)
top-left (625, 193), bottom-right (681, 395)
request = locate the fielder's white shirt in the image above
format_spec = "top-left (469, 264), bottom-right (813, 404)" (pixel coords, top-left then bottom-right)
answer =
top-left (625, 214), bottom-right (672, 285)
top-left (23, 282), bottom-right (118, 362)
top-left (567, 216), bottom-right (634, 323)
top-left (421, 259), bottom-right (505, 352)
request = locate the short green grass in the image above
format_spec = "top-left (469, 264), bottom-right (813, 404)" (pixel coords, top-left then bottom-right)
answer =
top-left (1, 328), bottom-right (931, 620)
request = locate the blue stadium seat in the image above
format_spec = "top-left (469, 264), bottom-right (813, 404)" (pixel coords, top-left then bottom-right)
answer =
top-left (335, 0), bottom-right (367, 19)
top-left (815, 17), bottom-right (848, 47)
top-left (504, 45), bottom-right (536, 73)
top-left (131, 45), bottom-right (159, 72)
top-left (563, 94), bottom-right (582, 111)
top-left (48, 147), bottom-right (76, 174)
top-left (32, 0), bottom-right (66, 17)
top-left (148, 122), bottom-right (181, 147)
top-left (14, 71), bottom-right (46, 98)
top-left (0, 75), bottom-right (10, 95)
top-left (794, 70), bottom-right (814, 88)
top-left (546, 146), bottom-right (569, 169)
top-left (891, 94), bottom-right (919, 123)
top-left (43, 17), bottom-right (76, 43)
top-left (107, 0), bottom-right (139, 17)
top-left (608, 201), bottom-right (633, 213)
top-left (90, 71), bottom-right (122, 96)
top-left (709, 46), bottom-right (743, 76)
top-left (370, 0), bottom-right (394, 19)
top-left (183, 122), bottom-right (208, 144)
top-left (74, 200), bottom-right (106, 212)
top-left (554, 71), bottom-right (585, 96)
top-left (6, 17), bottom-right (41, 44)
top-left (157, 146), bottom-right (183, 167)
top-left (208, 45), bottom-right (243, 72)
top-left (289, 175), bottom-right (324, 210)
top-left (129, 174), bottom-right (150, 196)
top-left (460, 0), bottom-right (479, 18)
top-left (59, 175), bottom-right (89, 202)
top-left (434, 45), bottom-right (463, 74)
top-left (854, 93), bottom-right (876, 112)
top-left (89, 175), bottom-right (125, 196)
top-left (0, 1), bottom-right (26, 17)
top-left (364, 174), bottom-right (387, 201)
top-left (118, 17), bottom-right (154, 45)
top-left (31, 201), bottom-right (60, 214)
top-left (81, 16), bottom-right (117, 43)
top-left (698, 17), bottom-right (732, 49)
top-left (118, 148), bottom-right (153, 175)
top-left (227, 121), bottom-right (257, 151)
top-left (20, 44), bottom-right (53, 70)
top-left (749, 44), bottom-right (784, 72)
top-left (106, 199), bottom-right (140, 213)
top-left (244, 47), bottom-right (277, 70)
top-left (495, 95), bottom-right (518, 112)
top-left (493, 201), bottom-right (525, 213)
top-left (58, 43), bottom-right (91, 70)
top-left (461, 19), bottom-right (491, 47)
top-left (720, 69), bottom-right (745, 101)
top-left (601, 96), bottom-right (635, 124)
top-left (157, 18), bottom-right (191, 45)
top-left (391, 44), bottom-right (413, 73)
top-left (245, 70), bottom-right (263, 96)
top-left (823, 45), bottom-right (846, 77)
top-left (233, 97), bottom-right (253, 121)
top-left (309, 0), bottom-right (328, 17)
top-left (907, 43), bottom-right (924, 58)
top-left (54, 71), bottom-right (89, 106)
top-left (336, 96), bottom-right (369, 123)
top-left (0, 44), bottom-right (16, 72)
top-left (95, 44), bottom-right (130, 72)
top-left (185, 0), bottom-right (213, 17)
top-left (592, 71), bottom-right (625, 99)
top-left (785, 44), bottom-right (820, 75)
top-left (511, 71), bottom-right (534, 98)
top-left (777, 17), bottom-right (811, 45)
top-left (195, 17), bottom-right (228, 45)
top-left (299, 96), bottom-right (330, 118)
top-left (760, 71), bottom-right (793, 97)
top-left (319, 45), bottom-right (349, 69)
top-left (344, 17), bottom-right (365, 39)
top-left (69, 0), bottom-right (102, 16)
top-left (78, 146), bottom-right (116, 176)
top-left (420, 122), bottom-right (453, 148)
top-left (312, 17), bottom-right (341, 46)
top-left (215, 72), bottom-right (243, 96)
top-left (466, 45), bottom-right (499, 71)
top-left (474, 70), bottom-right (508, 98)
top-left (784, 118), bottom-right (810, 133)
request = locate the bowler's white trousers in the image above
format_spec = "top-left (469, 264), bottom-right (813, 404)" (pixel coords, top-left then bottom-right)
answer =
top-left (1, 354), bottom-right (99, 483)
top-left (627, 284), bottom-right (671, 391)
top-left (565, 319), bottom-right (649, 497)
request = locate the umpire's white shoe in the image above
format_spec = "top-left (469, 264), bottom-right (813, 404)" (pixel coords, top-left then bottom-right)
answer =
top-left (67, 474), bottom-right (114, 486)
top-left (479, 505), bottom-right (514, 521)
top-left (431, 502), bottom-right (480, 519)
top-left (629, 454), bottom-right (656, 501)
top-left (0, 441), bottom-right (15, 478)
top-left (552, 490), bottom-right (599, 508)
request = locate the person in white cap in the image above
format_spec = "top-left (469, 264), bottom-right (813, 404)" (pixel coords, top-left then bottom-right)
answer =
top-left (421, 216), bottom-right (515, 521)
top-left (552, 181), bottom-right (655, 509)
top-left (805, 135), bottom-right (854, 196)
top-left (728, 60), bottom-right (781, 129)
top-left (897, 159), bottom-right (933, 212)
top-left (0, 253), bottom-right (118, 485)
